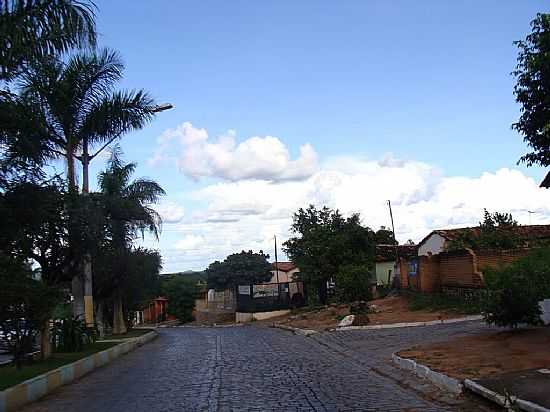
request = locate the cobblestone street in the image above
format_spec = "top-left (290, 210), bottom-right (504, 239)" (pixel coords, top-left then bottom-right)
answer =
top-left (22, 322), bottom-right (497, 411)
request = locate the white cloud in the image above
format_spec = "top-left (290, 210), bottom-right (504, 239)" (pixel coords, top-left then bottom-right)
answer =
top-left (155, 202), bottom-right (185, 224)
top-left (159, 157), bottom-right (550, 272)
top-left (148, 122), bottom-right (318, 182)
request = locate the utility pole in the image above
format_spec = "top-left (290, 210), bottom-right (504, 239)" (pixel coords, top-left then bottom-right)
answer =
top-left (274, 234), bottom-right (280, 281)
top-left (528, 210), bottom-right (535, 225)
top-left (387, 200), bottom-right (399, 287)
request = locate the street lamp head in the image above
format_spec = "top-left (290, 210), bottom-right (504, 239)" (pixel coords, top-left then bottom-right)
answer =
top-left (151, 103), bottom-right (174, 113)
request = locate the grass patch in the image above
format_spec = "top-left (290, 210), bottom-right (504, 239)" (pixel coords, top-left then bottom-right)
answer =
top-left (407, 292), bottom-right (481, 315)
top-left (0, 341), bottom-right (118, 391)
top-left (102, 328), bottom-right (154, 340)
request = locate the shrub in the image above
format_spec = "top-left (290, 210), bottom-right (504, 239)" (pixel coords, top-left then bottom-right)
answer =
top-left (483, 248), bottom-right (550, 328)
top-left (334, 264), bottom-right (373, 303)
top-left (52, 316), bottom-right (97, 352)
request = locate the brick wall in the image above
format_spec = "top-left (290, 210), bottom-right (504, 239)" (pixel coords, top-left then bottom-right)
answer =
top-left (476, 249), bottom-right (530, 271)
top-left (439, 251), bottom-right (482, 288)
top-left (419, 255), bottom-right (440, 292)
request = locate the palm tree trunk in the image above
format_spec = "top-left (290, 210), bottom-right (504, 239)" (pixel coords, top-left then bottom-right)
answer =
top-left (95, 301), bottom-right (105, 338)
top-left (112, 296), bottom-right (127, 335)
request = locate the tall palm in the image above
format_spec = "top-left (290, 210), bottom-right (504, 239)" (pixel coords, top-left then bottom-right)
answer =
top-left (98, 148), bottom-right (165, 334)
top-left (0, 0), bottom-right (97, 82)
top-left (20, 49), bottom-right (156, 322)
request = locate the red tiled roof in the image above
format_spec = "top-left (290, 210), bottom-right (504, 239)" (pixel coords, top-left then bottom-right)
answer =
top-left (416, 225), bottom-right (550, 249)
top-left (272, 261), bottom-right (297, 272)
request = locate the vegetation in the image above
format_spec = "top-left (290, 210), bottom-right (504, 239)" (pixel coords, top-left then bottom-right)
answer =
top-left (483, 248), bottom-right (550, 328)
top-left (51, 316), bottom-right (96, 352)
top-left (407, 292), bottom-right (482, 315)
top-left (284, 205), bottom-right (375, 304)
top-left (161, 276), bottom-right (198, 323)
top-left (206, 250), bottom-right (272, 291)
top-left (0, 341), bottom-right (117, 391)
top-left (446, 209), bottom-right (521, 251)
top-left (375, 227), bottom-right (397, 245)
top-left (512, 13), bottom-right (550, 167)
top-left (334, 264), bottom-right (373, 302)
top-left (0, 0), bottom-right (165, 367)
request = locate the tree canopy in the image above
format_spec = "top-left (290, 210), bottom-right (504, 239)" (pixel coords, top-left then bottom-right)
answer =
top-left (206, 250), bottom-right (272, 291)
top-left (283, 205), bottom-right (376, 303)
top-left (513, 13), bottom-right (550, 167)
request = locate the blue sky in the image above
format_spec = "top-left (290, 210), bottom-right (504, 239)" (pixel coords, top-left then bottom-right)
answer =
top-left (85, 1), bottom-right (550, 272)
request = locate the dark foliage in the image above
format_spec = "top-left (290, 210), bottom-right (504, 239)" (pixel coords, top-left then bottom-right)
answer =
top-left (206, 250), bottom-right (272, 291)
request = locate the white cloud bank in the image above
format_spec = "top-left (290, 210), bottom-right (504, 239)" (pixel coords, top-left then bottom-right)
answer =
top-left (157, 154), bottom-right (550, 271)
top-left (147, 122), bottom-right (550, 271)
top-left (148, 122), bottom-right (318, 182)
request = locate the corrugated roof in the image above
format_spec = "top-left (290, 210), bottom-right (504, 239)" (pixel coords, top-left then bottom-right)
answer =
top-left (376, 244), bottom-right (418, 262)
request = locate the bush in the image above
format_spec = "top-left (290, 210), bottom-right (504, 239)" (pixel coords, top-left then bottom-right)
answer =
top-left (334, 264), bottom-right (373, 303)
top-left (161, 276), bottom-right (198, 323)
top-left (51, 316), bottom-right (97, 352)
top-left (483, 248), bottom-right (550, 328)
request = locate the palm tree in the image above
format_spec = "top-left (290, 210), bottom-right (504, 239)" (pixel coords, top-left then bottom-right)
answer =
top-left (98, 148), bottom-right (165, 334)
top-left (19, 49), bottom-right (156, 323)
top-left (0, 0), bottom-right (97, 82)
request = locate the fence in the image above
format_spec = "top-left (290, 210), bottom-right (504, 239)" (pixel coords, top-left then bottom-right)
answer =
top-left (236, 281), bottom-right (306, 313)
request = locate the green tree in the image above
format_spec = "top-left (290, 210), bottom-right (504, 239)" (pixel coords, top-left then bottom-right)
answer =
top-left (446, 209), bottom-right (521, 251)
top-left (96, 149), bottom-right (164, 334)
top-left (283, 205), bottom-right (375, 304)
top-left (375, 226), bottom-right (397, 245)
top-left (334, 264), bottom-right (373, 302)
top-left (483, 248), bottom-right (550, 328)
top-left (161, 276), bottom-right (197, 323)
top-left (206, 250), bottom-right (272, 291)
top-left (512, 13), bottom-right (550, 167)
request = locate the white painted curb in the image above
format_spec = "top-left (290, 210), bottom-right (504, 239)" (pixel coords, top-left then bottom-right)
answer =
top-left (336, 315), bottom-right (483, 331)
top-left (392, 353), bottom-right (463, 394)
top-left (464, 379), bottom-right (550, 412)
top-left (0, 331), bottom-right (157, 412)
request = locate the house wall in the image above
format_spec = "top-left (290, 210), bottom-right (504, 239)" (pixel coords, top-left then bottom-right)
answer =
top-left (476, 249), bottom-right (530, 271)
top-left (419, 255), bottom-right (440, 292)
top-left (269, 268), bottom-right (300, 283)
top-left (418, 233), bottom-right (447, 256)
top-left (375, 261), bottom-right (395, 286)
top-left (439, 251), bottom-right (481, 288)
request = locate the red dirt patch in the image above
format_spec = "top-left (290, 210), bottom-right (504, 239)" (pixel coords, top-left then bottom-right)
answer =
top-left (258, 296), bottom-right (471, 331)
top-left (398, 327), bottom-right (550, 380)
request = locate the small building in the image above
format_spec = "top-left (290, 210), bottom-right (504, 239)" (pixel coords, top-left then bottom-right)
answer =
top-left (411, 225), bottom-right (550, 293)
top-left (135, 296), bottom-right (176, 325)
top-left (269, 261), bottom-right (300, 283)
top-left (375, 244), bottom-right (418, 287)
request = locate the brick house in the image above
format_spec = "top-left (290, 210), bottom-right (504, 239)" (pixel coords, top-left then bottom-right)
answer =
top-left (411, 225), bottom-right (550, 292)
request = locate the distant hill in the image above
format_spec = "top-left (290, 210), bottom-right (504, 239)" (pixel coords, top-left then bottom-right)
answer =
top-left (161, 270), bottom-right (207, 282)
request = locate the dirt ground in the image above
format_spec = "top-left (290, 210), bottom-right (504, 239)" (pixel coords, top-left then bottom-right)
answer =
top-left (259, 296), bottom-right (471, 331)
top-left (398, 327), bottom-right (550, 380)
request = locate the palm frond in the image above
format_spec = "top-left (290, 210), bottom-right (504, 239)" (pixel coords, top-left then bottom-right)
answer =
top-left (0, 0), bottom-right (97, 81)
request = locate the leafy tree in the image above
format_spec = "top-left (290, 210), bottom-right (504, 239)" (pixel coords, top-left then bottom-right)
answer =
top-left (161, 276), bottom-right (197, 323)
top-left (334, 264), bottom-right (373, 302)
top-left (375, 226), bottom-right (397, 245)
top-left (284, 205), bottom-right (375, 304)
top-left (483, 248), bottom-right (550, 328)
top-left (206, 250), bottom-right (272, 291)
top-left (0, 258), bottom-right (61, 368)
top-left (512, 13), bottom-right (550, 167)
top-left (446, 209), bottom-right (521, 251)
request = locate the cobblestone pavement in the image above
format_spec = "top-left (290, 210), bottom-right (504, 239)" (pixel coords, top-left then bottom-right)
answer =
top-left (22, 322), bottom-right (498, 412)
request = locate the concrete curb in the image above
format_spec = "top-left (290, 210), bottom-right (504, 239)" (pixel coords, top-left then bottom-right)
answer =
top-left (464, 379), bottom-right (550, 412)
top-left (0, 331), bottom-right (157, 412)
top-left (391, 353), bottom-right (463, 394)
top-left (272, 324), bottom-right (319, 336)
top-left (336, 315), bottom-right (483, 331)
